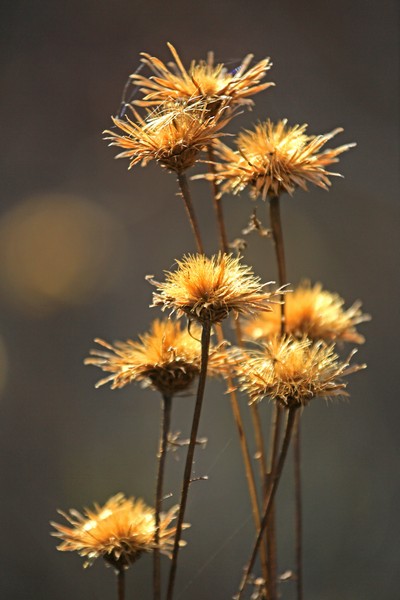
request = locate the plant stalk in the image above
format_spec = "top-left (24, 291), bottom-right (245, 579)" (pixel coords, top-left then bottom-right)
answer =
top-left (166, 320), bottom-right (212, 600)
top-left (237, 407), bottom-right (298, 599)
top-left (117, 568), bottom-right (125, 600)
top-left (267, 194), bottom-right (287, 598)
top-left (269, 195), bottom-right (287, 335)
top-left (206, 144), bottom-right (229, 253)
top-left (153, 394), bottom-right (173, 600)
top-left (294, 413), bottom-right (303, 600)
top-left (177, 171), bottom-right (205, 254)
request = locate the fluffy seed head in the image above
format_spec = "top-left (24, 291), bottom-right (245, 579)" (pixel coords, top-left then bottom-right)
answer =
top-left (208, 119), bottom-right (355, 198)
top-left (244, 282), bottom-right (370, 344)
top-left (85, 318), bottom-right (225, 395)
top-left (51, 494), bottom-right (186, 570)
top-left (105, 101), bottom-right (229, 173)
top-left (148, 253), bottom-right (279, 324)
top-left (234, 336), bottom-right (366, 408)
top-left (131, 43), bottom-right (274, 114)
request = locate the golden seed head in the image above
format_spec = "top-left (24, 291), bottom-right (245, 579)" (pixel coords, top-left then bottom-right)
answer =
top-left (51, 494), bottom-right (186, 569)
top-left (130, 43), bottom-right (274, 114)
top-left (104, 101), bottom-right (230, 173)
top-left (234, 335), bottom-right (366, 408)
top-left (244, 281), bottom-right (370, 344)
top-left (208, 119), bottom-right (355, 199)
top-left (148, 253), bottom-right (279, 324)
top-left (85, 318), bottom-right (225, 395)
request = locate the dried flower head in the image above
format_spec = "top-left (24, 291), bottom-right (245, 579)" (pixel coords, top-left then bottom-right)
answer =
top-left (104, 101), bottom-right (229, 173)
top-left (244, 282), bottom-right (370, 344)
top-left (85, 318), bottom-right (224, 395)
top-left (130, 43), bottom-right (273, 114)
top-left (148, 253), bottom-right (279, 324)
top-left (235, 336), bottom-right (365, 408)
top-left (51, 494), bottom-right (186, 570)
top-left (207, 119), bottom-right (355, 199)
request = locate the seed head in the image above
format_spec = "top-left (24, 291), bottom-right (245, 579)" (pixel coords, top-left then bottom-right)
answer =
top-left (131, 43), bottom-right (274, 114)
top-left (85, 318), bottom-right (224, 395)
top-left (244, 282), bottom-right (370, 344)
top-left (105, 101), bottom-right (229, 173)
top-left (234, 336), bottom-right (366, 408)
top-left (148, 254), bottom-right (279, 325)
top-left (207, 119), bottom-right (355, 199)
top-left (51, 494), bottom-right (186, 570)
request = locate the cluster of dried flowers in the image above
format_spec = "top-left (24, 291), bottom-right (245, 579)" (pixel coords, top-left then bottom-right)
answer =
top-left (52, 43), bottom-right (369, 600)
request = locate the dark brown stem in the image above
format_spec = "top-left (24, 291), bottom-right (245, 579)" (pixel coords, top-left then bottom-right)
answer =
top-left (267, 194), bottom-right (287, 599)
top-left (293, 413), bottom-right (303, 600)
top-left (237, 407), bottom-right (298, 599)
top-left (166, 320), bottom-right (212, 600)
top-left (177, 171), bottom-right (205, 254)
top-left (117, 568), bottom-right (125, 600)
top-left (206, 144), bottom-right (229, 253)
top-left (265, 404), bottom-right (282, 600)
top-left (269, 195), bottom-right (287, 335)
top-left (153, 394), bottom-right (172, 600)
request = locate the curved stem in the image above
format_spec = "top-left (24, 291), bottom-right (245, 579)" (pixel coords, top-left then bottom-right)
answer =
top-left (177, 171), bottom-right (204, 254)
top-left (153, 394), bottom-right (173, 600)
top-left (166, 320), bottom-right (212, 600)
top-left (269, 195), bottom-right (287, 335)
top-left (294, 413), bottom-right (303, 600)
top-left (117, 568), bottom-right (125, 600)
top-left (237, 407), bottom-right (298, 599)
top-left (206, 144), bottom-right (229, 253)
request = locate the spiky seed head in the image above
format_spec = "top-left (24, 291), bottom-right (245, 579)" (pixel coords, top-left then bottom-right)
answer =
top-left (244, 281), bottom-right (370, 344)
top-left (104, 101), bottom-right (230, 173)
top-left (148, 253), bottom-right (280, 324)
top-left (206, 119), bottom-right (355, 199)
top-left (234, 335), bottom-right (366, 408)
top-left (130, 43), bottom-right (274, 115)
top-left (51, 494), bottom-right (187, 570)
top-left (85, 318), bottom-right (225, 395)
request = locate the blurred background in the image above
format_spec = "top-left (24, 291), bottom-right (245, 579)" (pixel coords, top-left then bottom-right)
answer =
top-left (0, 1), bottom-right (398, 598)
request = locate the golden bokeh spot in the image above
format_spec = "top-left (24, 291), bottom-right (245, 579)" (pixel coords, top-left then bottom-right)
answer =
top-left (0, 193), bottom-right (127, 315)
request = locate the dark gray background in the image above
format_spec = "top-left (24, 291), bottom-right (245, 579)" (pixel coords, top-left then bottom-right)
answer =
top-left (0, 1), bottom-right (398, 599)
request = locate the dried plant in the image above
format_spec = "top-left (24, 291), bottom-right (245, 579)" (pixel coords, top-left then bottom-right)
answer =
top-left (244, 281), bottom-right (370, 344)
top-left (52, 494), bottom-right (183, 568)
top-left (51, 43), bottom-right (369, 600)
top-left (148, 253), bottom-right (279, 324)
top-left (131, 43), bottom-right (274, 113)
top-left (205, 120), bottom-right (355, 199)
top-left (234, 335), bottom-right (366, 408)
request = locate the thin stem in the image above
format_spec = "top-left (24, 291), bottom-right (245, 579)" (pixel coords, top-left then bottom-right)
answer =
top-left (237, 407), bottom-right (298, 600)
top-left (265, 404), bottom-right (282, 600)
top-left (269, 194), bottom-right (303, 600)
top-left (215, 323), bottom-right (269, 586)
top-left (206, 144), bottom-right (229, 253)
top-left (166, 320), bottom-right (212, 600)
top-left (267, 194), bottom-right (287, 599)
top-left (153, 394), bottom-right (173, 600)
top-left (177, 171), bottom-right (205, 254)
top-left (269, 195), bottom-right (287, 335)
top-left (293, 413), bottom-right (303, 600)
top-left (117, 568), bottom-right (125, 600)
